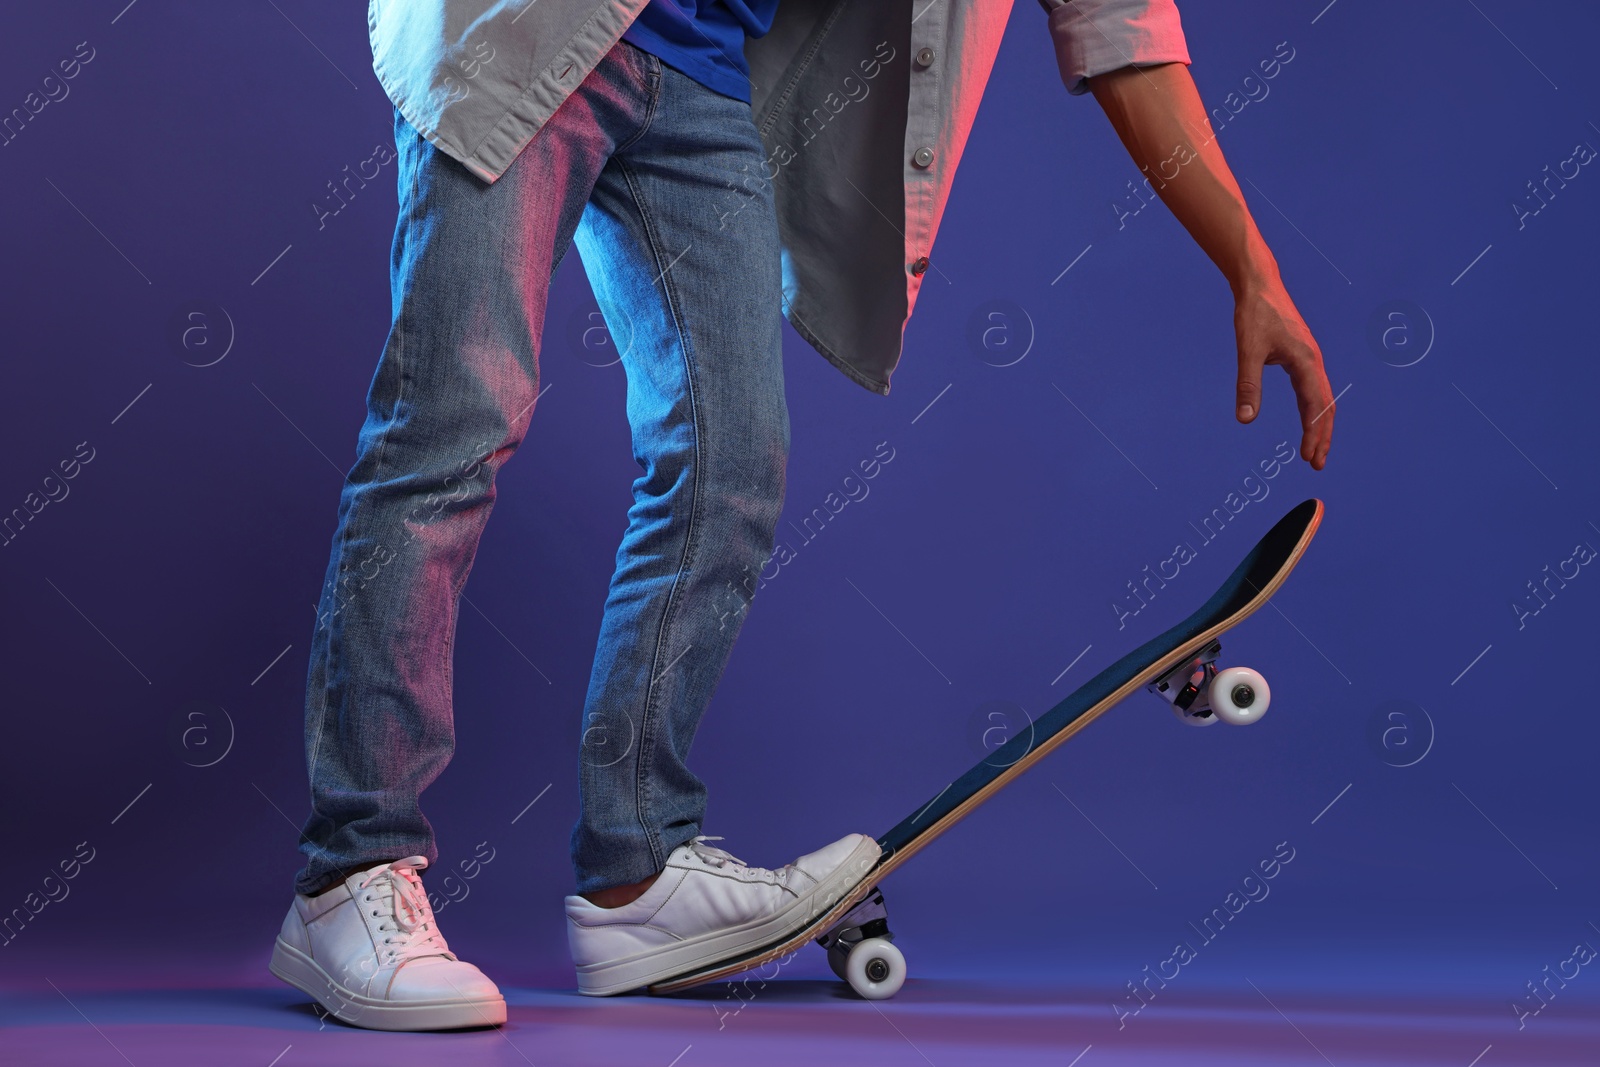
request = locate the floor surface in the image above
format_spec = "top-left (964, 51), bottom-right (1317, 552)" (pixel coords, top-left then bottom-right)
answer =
top-left (5, 975), bottom-right (1594, 1067)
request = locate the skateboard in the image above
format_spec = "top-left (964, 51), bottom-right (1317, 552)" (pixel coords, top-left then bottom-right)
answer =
top-left (650, 498), bottom-right (1324, 998)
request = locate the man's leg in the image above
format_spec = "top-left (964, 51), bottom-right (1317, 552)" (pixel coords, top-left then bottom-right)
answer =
top-left (275, 44), bottom-right (664, 1031)
top-left (560, 60), bottom-right (882, 996)
top-left (568, 60), bottom-right (790, 896)
top-left (294, 62), bottom-right (657, 895)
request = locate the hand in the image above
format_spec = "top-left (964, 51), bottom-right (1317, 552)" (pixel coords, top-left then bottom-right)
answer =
top-left (1233, 281), bottom-right (1334, 470)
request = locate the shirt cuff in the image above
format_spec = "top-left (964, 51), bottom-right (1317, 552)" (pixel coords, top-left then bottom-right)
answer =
top-left (1042, 0), bottom-right (1192, 96)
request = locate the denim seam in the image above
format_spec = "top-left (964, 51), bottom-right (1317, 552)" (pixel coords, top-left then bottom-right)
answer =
top-left (613, 149), bottom-right (705, 878)
top-left (612, 43), bottom-right (662, 157)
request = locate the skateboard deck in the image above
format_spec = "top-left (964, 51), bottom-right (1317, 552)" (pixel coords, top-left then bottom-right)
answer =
top-left (650, 498), bottom-right (1324, 994)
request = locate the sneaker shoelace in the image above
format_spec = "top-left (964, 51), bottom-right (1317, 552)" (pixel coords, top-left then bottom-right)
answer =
top-left (688, 836), bottom-right (785, 886)
top-left (356, 856), bottom-right (454, 966)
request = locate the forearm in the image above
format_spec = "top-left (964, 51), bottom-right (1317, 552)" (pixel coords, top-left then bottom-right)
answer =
top-left (1088, 62), bottom-right (1278, 298)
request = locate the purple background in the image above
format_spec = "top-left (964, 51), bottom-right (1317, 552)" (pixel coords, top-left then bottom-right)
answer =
top-left (3, 0), bottom-right (1597, 1048)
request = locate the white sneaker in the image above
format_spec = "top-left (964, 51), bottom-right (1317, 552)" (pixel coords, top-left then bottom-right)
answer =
top-left (270, 856), bottom-right (506, 1031)
top-left (565, 833), bottom-right (880, 996)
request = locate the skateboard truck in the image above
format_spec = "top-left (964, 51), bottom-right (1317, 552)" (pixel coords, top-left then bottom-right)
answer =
top-left (815, 886), bottom-right (906, 999)
top-left (1146, 639), bottom-right (1271, 726)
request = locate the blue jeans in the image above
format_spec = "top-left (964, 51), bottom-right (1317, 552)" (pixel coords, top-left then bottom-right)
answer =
top-left (295, 41), bottom-right (787, 896)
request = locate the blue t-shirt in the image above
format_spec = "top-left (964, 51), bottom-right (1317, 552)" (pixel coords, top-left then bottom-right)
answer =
top-left (622, 0), bottom-right (777, 103)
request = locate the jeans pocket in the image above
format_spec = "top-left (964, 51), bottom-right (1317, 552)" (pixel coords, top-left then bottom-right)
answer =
top-left (614, 36), bottom-right (662, 87)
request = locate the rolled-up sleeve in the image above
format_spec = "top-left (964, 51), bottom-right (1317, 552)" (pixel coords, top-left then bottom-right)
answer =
top-left (1040, 0), bottom-right (1191, 95)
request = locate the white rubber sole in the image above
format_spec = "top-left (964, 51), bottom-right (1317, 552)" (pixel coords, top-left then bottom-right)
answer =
top-left (269, 939), bottom-right (506, 1031)
top-left (573, 836), bottom-right (881, 996)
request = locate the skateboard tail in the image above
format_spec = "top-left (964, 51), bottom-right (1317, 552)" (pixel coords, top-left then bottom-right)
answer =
top-left (877, 498), bottom-right (1323, 860)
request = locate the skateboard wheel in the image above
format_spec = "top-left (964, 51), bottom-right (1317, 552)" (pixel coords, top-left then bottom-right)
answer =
top-left (1210, 667), bottom-right (1269, 725)
top-left (845, 938), bottom-right (906, 1000)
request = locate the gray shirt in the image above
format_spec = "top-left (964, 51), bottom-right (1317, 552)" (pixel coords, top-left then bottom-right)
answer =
top-left (369, 0), bottom-right (1191, 394)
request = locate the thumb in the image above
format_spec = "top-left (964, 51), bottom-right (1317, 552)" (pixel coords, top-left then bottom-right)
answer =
top-left (1236, 354), bottom-right (1263, 423)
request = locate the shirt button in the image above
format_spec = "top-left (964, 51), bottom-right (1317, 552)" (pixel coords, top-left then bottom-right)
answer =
top-left (910, 257), bottom-right (929, 276)
top-left (915, 47), bottom-right (936, 68)
top-left (912, 146), bottom-right (934, 168)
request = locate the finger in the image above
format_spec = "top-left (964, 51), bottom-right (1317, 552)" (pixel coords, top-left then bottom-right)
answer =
top-left (1236, 350), bottom-right (1264, 424)
top-left (1305, 365), bottom-right (1334, 470)
top-left (1310, 395), bottom-right (1334, 470)
top-left (1282, 349), bottom-right (1334, 469)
